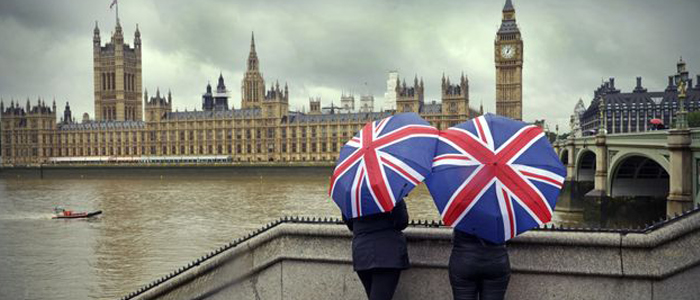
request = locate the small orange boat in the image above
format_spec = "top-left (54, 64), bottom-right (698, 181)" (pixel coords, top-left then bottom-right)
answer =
top-left (52, 207), bottom-right (102, 219)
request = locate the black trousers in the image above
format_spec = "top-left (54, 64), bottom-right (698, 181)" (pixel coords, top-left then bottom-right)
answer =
top-left (448, 241), bottom-right (510, 300)
top-left (357, 268), bottom-right (402, 300)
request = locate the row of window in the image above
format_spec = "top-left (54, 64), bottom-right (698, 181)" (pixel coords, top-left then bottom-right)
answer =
top-left (100, 72), bottom-right (137, 91)
top-left (8, 140), bottom-right (343, 157)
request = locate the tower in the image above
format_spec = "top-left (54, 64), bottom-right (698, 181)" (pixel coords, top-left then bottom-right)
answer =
top-left (202, 82), bottom-right (214, 111)
top-left (495, 0), bottom-right (523, 120)
top-left (384, 71), bottom-right (399, 111)
top-left (340, 93), bottom-right (355, 113)
top-left (241, 32), bottom-right (265, 110)
top-left (93, 20), bottom-right (142, 121)
top-left (214, 73), bottom-right (230, 111)
top-left (309, 97), bottom-right (321, 115)
top-left (360, 94), bottom-right (374, 113)
top-left (441, 72), bottom-right (470, 118)
top-left (63, 102), bottom-right (73, 124)
top-left (262, 80), bottom-right (289, 118)
top-left (144, 88), bottom-right (172, 122)
top-left (395, 75), bottom-right (424, 113)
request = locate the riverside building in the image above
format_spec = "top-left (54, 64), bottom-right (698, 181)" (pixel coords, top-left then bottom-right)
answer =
top-left (1, 1), bottom-right (528, 165)
top-left (578, 58), bottom-right (700, 136)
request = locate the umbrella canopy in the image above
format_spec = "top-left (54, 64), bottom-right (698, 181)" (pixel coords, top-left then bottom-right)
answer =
top-left (426, 114), bottom-right (566, 244)
top-left (329, 113), bottom-right (439, 219)
top-left (649, 118), bottom-right (663, 125)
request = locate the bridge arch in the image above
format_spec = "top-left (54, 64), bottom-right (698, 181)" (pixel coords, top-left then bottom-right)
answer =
top-left (559, 149), bottom-right (569, 166)
top-left (575, 149), bottom-right (596, 182)
top-left (608, 152), bottom-right (669, 198)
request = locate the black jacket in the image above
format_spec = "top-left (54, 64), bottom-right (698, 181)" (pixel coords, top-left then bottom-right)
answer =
top-left (343, 201), bottom-right (410, 271)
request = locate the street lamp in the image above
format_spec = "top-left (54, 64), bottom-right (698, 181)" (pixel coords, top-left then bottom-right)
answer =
top-left (675, 57), bottom-right (689, 129)
top-left (675, 74), bottom-right (689, 129)
top-left (598, 96), bottom-right (607, 135)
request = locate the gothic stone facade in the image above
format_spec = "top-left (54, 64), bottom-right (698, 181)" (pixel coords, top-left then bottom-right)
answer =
top-left (93, 20), bottom-right (142, 122)
top-left (2, 3), bottom-right (528, 165)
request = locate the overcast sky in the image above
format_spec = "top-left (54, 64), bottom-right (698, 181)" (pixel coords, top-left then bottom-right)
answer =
top-left (1, 0), bottom-right (699, 131)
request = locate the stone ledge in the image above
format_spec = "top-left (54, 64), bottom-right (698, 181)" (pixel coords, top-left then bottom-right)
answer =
top-left (125, 209), bottom-right (700, 300)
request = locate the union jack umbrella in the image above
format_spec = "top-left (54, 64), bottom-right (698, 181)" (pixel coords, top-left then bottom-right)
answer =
top-left (329, 113), bottom-right (439, 219)
top-left (426, 114), bottom-right (566, 244)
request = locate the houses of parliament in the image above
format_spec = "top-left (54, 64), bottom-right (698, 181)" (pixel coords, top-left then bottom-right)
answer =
top-left (0, 1), bottom-right (523, 165)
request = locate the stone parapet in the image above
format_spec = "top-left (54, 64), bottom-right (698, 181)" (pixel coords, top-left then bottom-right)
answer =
top-left (123, 208), bottom-right (700, 300)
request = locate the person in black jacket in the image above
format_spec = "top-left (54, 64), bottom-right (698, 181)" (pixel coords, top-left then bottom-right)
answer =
top-left (343, 200), bottom-right (410, 300)
top-left (448, 230), bottom-right (510, 300)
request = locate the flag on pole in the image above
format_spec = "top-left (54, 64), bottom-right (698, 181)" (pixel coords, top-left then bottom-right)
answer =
top-left (110, 0), bottom-right (118, 9)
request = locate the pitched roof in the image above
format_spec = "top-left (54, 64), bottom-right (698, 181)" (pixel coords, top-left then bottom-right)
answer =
top-left (503, 0), bottom-right (514, 11)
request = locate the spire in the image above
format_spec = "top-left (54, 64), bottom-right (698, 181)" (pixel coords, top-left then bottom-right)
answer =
top-left (144, 88), bottom-right (148, 102)
top-left (247, 31), bottom-right (259, 71)
top-left (115, 18), bottom-right (122, 33)
top-left (94, 21), bottom-right (100, 35)
top-left (503, 0), bottom-right (514, 11)
top-left (217, 72), bottom-right (226, 91)
top-left (134, 23), bottom-right (141, 47)
top-left (168, 89), bottom-right (172, 103)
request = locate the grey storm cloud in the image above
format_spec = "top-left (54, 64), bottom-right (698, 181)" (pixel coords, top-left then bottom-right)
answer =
top-left (1, 0), bottom-right (699, 131)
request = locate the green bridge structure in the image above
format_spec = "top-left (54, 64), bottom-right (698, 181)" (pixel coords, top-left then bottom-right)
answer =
top-left (552, 128), bottom-right (700, 217)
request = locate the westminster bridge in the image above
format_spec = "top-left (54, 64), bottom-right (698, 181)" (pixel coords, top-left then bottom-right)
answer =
top-left (552, 128), bottom-right (700, 217)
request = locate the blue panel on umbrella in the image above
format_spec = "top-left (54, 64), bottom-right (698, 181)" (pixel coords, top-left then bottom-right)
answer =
top-left (530, 180), bottom-right (562, 211)
top-left (377, 113), bottom-right (430, 136)
top-left (486, 115), bottom-right (528, 150)
top-left (512, 137), bottom-right (566, 176)
top-left (381, 136), bottom-right (439, 174)
top-left (359, 177), bottom-right (384, 216)
top-left (332, 161), bottom-right (362, 218)
top-left (425, 165), bottom-right (480, 213)
top-left (454, 184), bottom-right (503, 239)
top-left (382, 165), bottom-right (416, 203)
top-left (512, 196), bottom-right (544, 235)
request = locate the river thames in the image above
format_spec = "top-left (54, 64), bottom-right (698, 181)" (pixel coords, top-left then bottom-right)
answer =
top-left (0, 167), bottom-right (662, 299)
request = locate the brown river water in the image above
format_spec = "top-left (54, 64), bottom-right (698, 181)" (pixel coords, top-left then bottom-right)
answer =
top-left (0, 167), bottom-right (655, 299)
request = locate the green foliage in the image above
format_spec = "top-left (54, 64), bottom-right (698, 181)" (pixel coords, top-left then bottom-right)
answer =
top-left (688, 112), bottom-right (700, 128)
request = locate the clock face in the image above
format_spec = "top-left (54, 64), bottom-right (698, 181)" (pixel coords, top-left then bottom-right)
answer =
top-left (501, 45), bottom-right (515, 59)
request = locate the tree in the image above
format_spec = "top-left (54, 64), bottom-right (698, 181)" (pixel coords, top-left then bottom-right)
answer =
top-left (688, 111), bottom-right (700, 128)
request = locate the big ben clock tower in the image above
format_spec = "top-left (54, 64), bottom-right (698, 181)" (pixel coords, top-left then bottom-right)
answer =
top-left (495, 0), bottom-right (523, 120)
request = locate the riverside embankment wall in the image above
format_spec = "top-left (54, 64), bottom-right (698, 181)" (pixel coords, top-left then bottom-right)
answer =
top-left (123, 208), bottom-right (700, 300)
